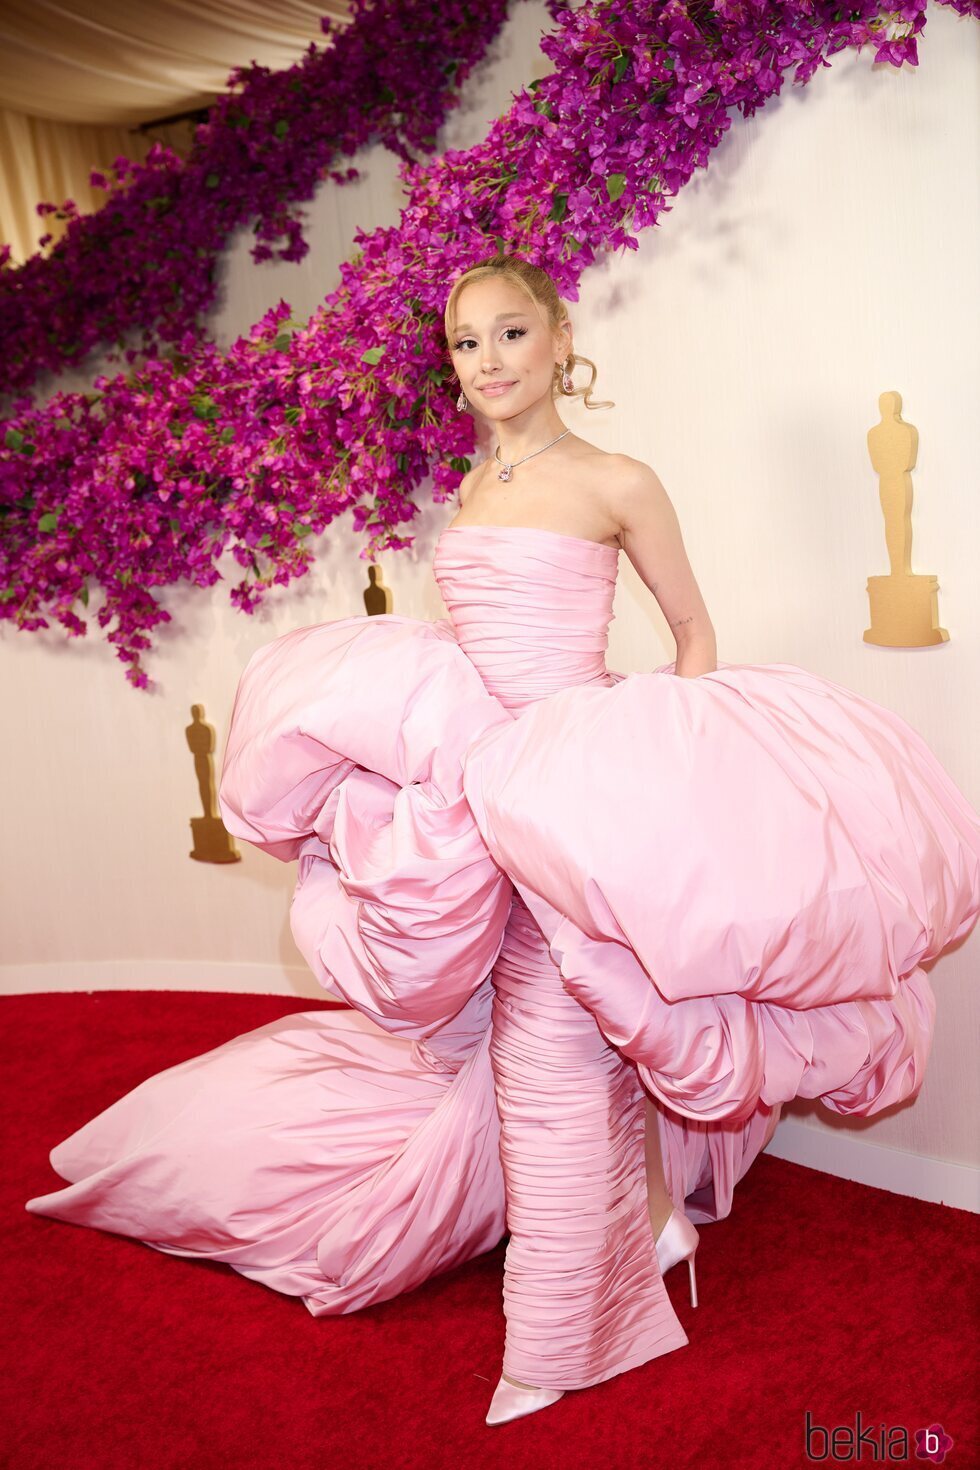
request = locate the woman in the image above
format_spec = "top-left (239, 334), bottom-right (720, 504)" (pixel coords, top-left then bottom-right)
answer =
top-left (26, 254), bottom-right (980, 1428)
top-left (440, 259), bottom-right (722, 1419)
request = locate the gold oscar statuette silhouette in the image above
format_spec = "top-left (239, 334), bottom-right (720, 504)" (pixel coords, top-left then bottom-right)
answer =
top-left (363, 562), bottom-right (393, 615)
top-left (864, 391), bottom-right (948, 648)
top-left (185, 704), bottom-right (241, 863)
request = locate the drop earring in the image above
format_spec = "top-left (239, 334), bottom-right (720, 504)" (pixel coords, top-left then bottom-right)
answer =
top-left (561, 358), bottom-right (574, 393)
top-left (456, 388), bottom-right (468, 411)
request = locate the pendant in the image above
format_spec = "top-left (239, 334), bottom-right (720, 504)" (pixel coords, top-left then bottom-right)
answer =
top-left (498, 464), bottom-right (513, 482)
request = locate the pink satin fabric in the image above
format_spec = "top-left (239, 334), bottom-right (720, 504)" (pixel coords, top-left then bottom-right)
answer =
top-left (26, 523), bottom-right (980, 1393)
top-left (436, 528), bottom-right (690, 1386)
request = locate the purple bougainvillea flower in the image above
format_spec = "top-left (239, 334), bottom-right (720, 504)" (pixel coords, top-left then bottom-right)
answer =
top-left (0, 0), bottom-right (974, 689)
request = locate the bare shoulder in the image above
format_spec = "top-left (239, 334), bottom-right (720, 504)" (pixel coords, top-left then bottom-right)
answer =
top-left (456, 465), bottom-right (481, 506)
top-left (603, 453), bottom-right (671, 523)
top-left (605, 452), bottom-right (675, 505)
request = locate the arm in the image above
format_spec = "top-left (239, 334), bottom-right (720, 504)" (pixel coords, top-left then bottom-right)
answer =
top-left (607, 459), bottom-right (717, 678)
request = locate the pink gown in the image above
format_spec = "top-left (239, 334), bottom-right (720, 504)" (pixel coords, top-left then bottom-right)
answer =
top-left (26, 523), bottom-right (980, 1391)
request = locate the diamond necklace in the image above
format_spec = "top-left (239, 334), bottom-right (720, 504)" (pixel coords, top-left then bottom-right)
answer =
top-left (494, 428), bottom-right (570, 483)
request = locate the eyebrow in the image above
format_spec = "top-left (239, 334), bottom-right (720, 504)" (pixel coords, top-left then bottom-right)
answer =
top-left (453, 311), bottom-right (532, 333)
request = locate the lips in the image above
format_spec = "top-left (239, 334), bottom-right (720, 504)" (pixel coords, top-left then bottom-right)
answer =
top-left (480, 381), bottom-right (516, 397)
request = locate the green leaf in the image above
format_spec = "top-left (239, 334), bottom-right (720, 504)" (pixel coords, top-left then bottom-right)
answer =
top-left (613, 52), bottom-right (630, 84)
top-left (205, 173), bottom-right (220, 189)
top-left (79, 583), bottom-right (89, 607)
top-left (360, 346), bottom-right (384, 365)
top-left (169, 518), bottom-right (180, 531)
top-left (548, 192), bottom-right (569, 223)
top-left (38, 512), bottom-right (60, 532)
top-left (190, 394), bottom-right (220, 420)
top-left (606, 173), bottom-right (627, 202)
top-left (274, 119), bottom-right (289, 139)
top-left (273, 331), bottom-right (293, 351)
top-left (5, 428), bottom-right (23, 452)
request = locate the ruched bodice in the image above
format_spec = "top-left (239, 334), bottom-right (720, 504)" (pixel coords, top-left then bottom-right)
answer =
top-left (433, 525), bottom-right (619, 712)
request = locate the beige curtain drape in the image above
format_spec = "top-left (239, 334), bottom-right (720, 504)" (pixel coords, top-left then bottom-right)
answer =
top-left (0, 111), bottom-right (199, 263)
top-left (0, 0), bottom-right (350, 264)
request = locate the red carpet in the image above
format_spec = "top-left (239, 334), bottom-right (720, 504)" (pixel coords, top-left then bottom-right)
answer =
top-left (4, 991), bottom-right (976, 1469)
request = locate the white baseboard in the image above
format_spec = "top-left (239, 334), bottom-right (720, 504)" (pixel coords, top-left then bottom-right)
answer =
top-left (764, 1117), bottom-right (979, 1214)
top-left (0, 959), bottom-right (343, 1001)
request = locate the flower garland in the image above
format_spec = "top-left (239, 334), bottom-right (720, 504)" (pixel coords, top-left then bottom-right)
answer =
top-left (1, 0), bottom-right (975, 690)
top-left (0, 0), bottom-right (527, 401)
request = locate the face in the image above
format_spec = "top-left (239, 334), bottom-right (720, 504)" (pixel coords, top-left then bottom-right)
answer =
top-left (449, 277), bottom-right (570, 418)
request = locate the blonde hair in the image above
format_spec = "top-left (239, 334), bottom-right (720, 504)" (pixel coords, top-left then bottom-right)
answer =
top-left (443, 252), bottom-right (615, 411)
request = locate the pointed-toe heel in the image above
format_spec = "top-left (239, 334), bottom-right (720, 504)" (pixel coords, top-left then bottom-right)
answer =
top-left (654, 1206), bottom-right (700, 1309)
top-left (485, 1375), bottom-right (565, 1426)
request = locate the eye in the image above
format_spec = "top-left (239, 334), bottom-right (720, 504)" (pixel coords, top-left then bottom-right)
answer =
top-left (452, 326), bottom-right (528, 351)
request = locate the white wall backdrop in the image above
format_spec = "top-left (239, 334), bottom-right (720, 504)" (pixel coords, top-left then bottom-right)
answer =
top-left (1, 1), bottom-right (977, 1207)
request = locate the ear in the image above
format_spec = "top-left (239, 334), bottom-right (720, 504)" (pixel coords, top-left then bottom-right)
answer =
top-left (555, 320), bottom-right (573, 360)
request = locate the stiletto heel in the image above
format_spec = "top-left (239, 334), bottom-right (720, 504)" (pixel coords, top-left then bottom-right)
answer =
top-left (485, 1375), bottom-right (565, 1425)
top-left (654, 1206), bottom-right (700, 1308)
top-left (687, 1253), bottom-right (698, 1310)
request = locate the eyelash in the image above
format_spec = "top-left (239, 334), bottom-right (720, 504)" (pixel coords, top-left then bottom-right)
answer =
top-left (453, 327), bottom-right (527, 351)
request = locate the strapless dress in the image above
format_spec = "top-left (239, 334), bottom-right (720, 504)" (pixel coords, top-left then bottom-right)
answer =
top-left (26, 523), bottom-right (980, 1392)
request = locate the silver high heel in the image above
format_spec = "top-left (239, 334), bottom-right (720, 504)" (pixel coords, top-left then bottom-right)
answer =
top-left (654, 1206), bottom-right (699, 1308)
top-left (485, 1375), bottom-right (565, 1426)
